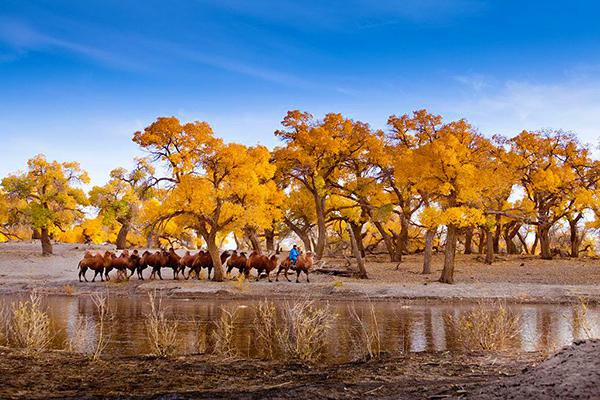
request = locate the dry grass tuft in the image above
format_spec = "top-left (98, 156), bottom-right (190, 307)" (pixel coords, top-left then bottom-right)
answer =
top-left (347, 303), bottom-right (381, 360)
top-left (253, 300), bottom-right (278, 359)
top-left (90, 292), bottom-right (111, 360)
top-left (445, 301), bottom-right (520, 351)
top-left (8, 291), bottom-right (52, 355)
top-left (275, 299), bottom-right (335, 363)
top-left (63, 285), bottom-right (75, 296)
top-left (65, 292), bottom-right (112, 360)
top-left (570, 297), bottom-right (595, 340)
top-left (232, 273), bottom-right (249, 292)
top-left (66, 315), bottom-right (92, 353)
top-left (212, 308), bottom-right (240, 359)
top-left (145, 291), bottom-right (180, 357)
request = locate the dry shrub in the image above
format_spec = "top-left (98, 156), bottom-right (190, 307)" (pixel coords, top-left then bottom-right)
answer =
top-left (445, 301), bottom-right (520, 351)
top-left (65, 292), bottom-right (112, 360)
top-left (275, 299), bottom-right (335, 363)
top-left (347, 303), bottom-right (381, 360)
top-left (0, 304), bottom-right (9, 346)
top-left (90, 292), bottom-right (111, 360)
top-left (66, 315), bottom-right (93, 353)
top-left (233, 273), bottom-right (249, 292)
top-left (9, 291), bottom-right (52, 355)
top-left (63, 285), bottom-right (75, 296)
top-left (145, 291), bottom-right (180, 357)
top-left (212, 308), bottom-right (240, 358)
top-left (253, 300), bottom-right (278, 359)
top-left (570, 297), bottom-right (595, 340)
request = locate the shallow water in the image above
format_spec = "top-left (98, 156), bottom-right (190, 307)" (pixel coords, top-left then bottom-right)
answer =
top-left (3, 294), bottom-right (599, 362)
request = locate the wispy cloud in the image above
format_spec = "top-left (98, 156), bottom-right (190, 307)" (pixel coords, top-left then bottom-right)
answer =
top-left (454, 73), bottom-right (490, 92)
top-left (198, 0), bottom-right (487, 30)
top-left (0, 18), bottom-right (143, 71)
top-left (0, 17), bottom-right (311, 88)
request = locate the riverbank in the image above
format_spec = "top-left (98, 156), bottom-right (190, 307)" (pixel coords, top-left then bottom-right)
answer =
top-left (0, 347), bottom-right (542, 399)
top-left (1, 241), bottom-right (600, 304)
top-left (3, 340), bottom-right (599, 399)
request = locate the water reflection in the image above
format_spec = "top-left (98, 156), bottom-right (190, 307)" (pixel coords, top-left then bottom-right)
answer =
top-left (2, 294), bottom-right (598, 363)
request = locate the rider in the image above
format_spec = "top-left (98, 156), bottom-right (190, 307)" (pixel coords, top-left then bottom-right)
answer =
top-left (289, 244), bottom-right (300, 267)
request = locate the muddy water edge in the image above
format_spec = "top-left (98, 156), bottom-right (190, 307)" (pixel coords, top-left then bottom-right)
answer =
top-left (0, 294), bottom-right (594, 399)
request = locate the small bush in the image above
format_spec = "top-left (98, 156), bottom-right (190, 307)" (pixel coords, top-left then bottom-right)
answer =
top-left (212, 308), bottom-right (240, 358)
top-left (9, 291), bottom-right (52, 355)
top-left (275, 299), bottom-right (335, 363)
top-left (347, 303), bottom-right (381, 360)
top-left (145, 291), bottom-right (180, 357)
top-left (445, 301), bottom-right (520, 351)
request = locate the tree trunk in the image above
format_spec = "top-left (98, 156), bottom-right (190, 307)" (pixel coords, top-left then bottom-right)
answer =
top-left (485, 228), bottom-right (494, 265)
top-left (350, 222), bottom-right (366, 258)
top-left (313, 194), bottom-right (327, 260)
top-left (493, 219), bottom-right (501, 253)
top-left (283, 217), bottom-right (312, 253)
top-left (477, 228), bottom-right (485, 254)
top-left (347, 224), bottom-right (368, 279)
top-left (392, 233), bottom-right (404, 262)
top-left (374, 221), bottom-right (400, 262)
top-left (538, 225), bottom-right (552, 260)
top-left (504, 235), bottom-right (518, 254)
top-left (568, 215), bottom-right (583, 258)
top-left (32, 229), bottom-right (41, 240)
top-left (531, 234), bottom-right (539, 255)
top-left (464, 227), bottom-right (473, 255)
top-left (245, 227), bottom-right (261, 253)
top-left (399, 214), bottom-right (409, 255)
top-left (300, 234), bottom-right (312, 253)
top-left (116, 223), bottom-right (129, 250)
top-left (265, 229), bottom-right (275, 252)
top-left (517, 231), bottom-right (529, 255)
top-left (40, 227), bottom-right (52, 256)
top-left (146, 230), bottom-right (157, 249)
top-left (422, 228), bottom-right (435, 274)
top-left (206, 235), bottom-right (224, 281)
top-left (439, 225), bottom-right (457, 284)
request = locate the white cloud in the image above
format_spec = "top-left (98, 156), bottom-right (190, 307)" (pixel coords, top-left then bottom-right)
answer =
top-left (454, 73), bottom-right (490, 92)
top-left (446, 77), bottom-right (600, 156)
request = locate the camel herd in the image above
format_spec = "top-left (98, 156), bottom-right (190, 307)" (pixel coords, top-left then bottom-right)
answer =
top-left (77, 248), bottom-right (314, 283)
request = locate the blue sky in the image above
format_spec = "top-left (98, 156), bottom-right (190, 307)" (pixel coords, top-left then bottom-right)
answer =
top-left (1, 0), bottom-right (600, 185)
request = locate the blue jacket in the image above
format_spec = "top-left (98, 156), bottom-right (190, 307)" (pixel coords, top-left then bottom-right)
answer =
top-left (289, 248), bottom-right (300, 262)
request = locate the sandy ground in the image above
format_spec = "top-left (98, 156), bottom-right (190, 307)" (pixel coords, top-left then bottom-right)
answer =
top-left (1, 241), bottom-right (600, 302)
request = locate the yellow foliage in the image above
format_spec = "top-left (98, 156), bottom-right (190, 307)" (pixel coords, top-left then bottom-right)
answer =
top-left (1, 155), bottom-right (89, 242)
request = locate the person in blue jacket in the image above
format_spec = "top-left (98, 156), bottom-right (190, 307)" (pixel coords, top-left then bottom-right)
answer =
top-left (289, 245), bottom-right (300, 266)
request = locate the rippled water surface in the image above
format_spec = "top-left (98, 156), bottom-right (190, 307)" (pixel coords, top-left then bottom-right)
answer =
top-left (3, 294), bottom-right (598, 362)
